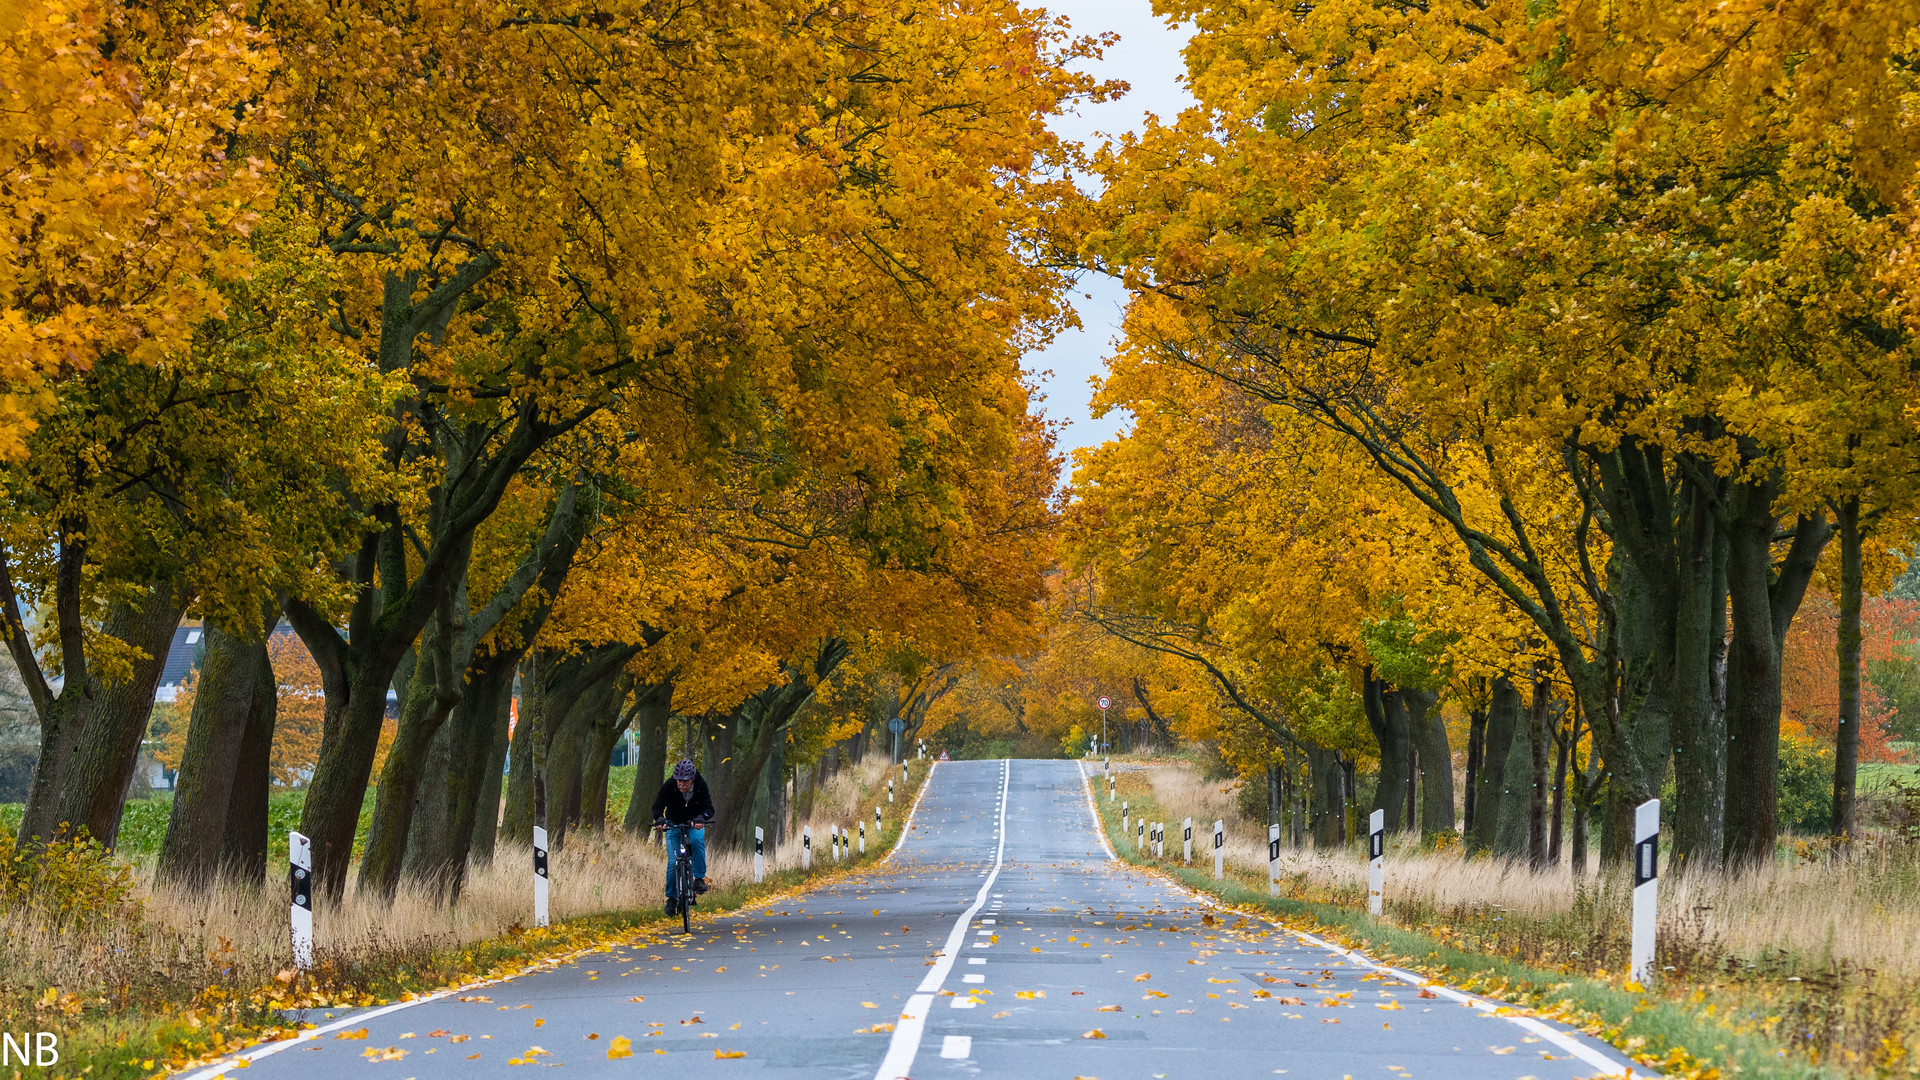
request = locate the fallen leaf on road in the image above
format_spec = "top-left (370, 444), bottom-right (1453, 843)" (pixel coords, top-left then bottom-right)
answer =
top-left (1016, 991), bottom-right (1044, 999)
top-left (862, 1002), bottom-right (878, 1009)
top-left (1490, 1046), bottom-right (1516, 1055)
top-left (463, 1054), bottom-right (481, 1060)
top-left (1082, 1030), bottom-right (1107, 1039)
top-left (1143, 991), bottom-right (1169, 999)
top-left (680, 1017), bottom-right (705, 1025)
top-left (533, 1019), bottom-right (545, 1028)
top-left (448, 1036), bottom-right (470, 1044)
top-left (1133, 974), bottom-right (1151, 982)
top-left (335, 1029), bottom-right (369, 1041)
top-left (1377, 1002), bottom-right (1404, 1011)
top-left (361, 1047), bottom-right (406, 1062)
top-left (626, 996), bottom-right (645, 1003)
top-left (1098, 1005), bottom-right (1122, 1012)
top-left (992, 1012), bottom-right (1011, 1019)
top-left (1320, 1018), bottom-right (1340, 1024)
top-left (1417, 989), bottom-right (1438, 999)
top-left (607, 1037), bottom-right (632, 1060)
top-left (1207, 978), bottom-right (1236, 984)
top-left (428, 1031), bottom-right (451, 1038)
top-left (857, 1024), bottom-right (896, 1034)
top-left (713, 1050), bottom-right (746, 1059)
top-left (458, 996), bottom-right (491, 1003)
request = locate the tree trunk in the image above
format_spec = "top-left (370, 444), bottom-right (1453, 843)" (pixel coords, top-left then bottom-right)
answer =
top-left (219, 641), bottom-right (278, 884)
top-left (360, 614), bottom-right (464, 900)
top-left (1464, 679), bottom-right (1487, 832)
top-left (1527, 675), bottom-right (1551, 869)
top-left (473, 687), bottom-right (511, 866)
top-left (1547, 705), bottom-right (1571, 866)
top-left (1408, 688), bottom-right (1454, 839)
top-left (51, 582), bottom-right (187, 849)
top-left (1724, 477), bottom-right (1829, 868)
top-left (502, 653), bottom-right (537, 846)
top-left (158, 624), bottom-right (263, 886)
top-left (1469, 676), bottom-right (1521, 855)
top-left (1308, 745), bottom-right (1345, 849)
top-left (1363, 672), bottom-right (1411, 831)
top-left (1833, 497), bottom-right (1863, 843)
top-left (578, 685), bottom-right (637, 835)
top-left (1495, 691), bottom-right (1533, 861)
top-left (623, 684), bottom-right (673, 834)
top-left (1666, 476), bottom-right (1724, 871)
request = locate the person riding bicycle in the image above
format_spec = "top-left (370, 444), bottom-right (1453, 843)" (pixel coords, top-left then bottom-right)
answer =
top-left (650, 759), bottom-right (713, 906)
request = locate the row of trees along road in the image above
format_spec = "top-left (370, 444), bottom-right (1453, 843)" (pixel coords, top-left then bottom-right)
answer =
top-left (1, 0), bottom-right (1101, 900)
top-left (1066, 0), bottom-right (1920, 872)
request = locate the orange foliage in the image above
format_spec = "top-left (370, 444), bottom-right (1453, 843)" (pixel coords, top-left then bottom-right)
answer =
top-left (1779, 593), bottom-right (1916, 762)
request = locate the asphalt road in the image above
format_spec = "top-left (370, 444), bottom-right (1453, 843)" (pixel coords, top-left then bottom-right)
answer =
top-left (190, 759), bottom-right (1645, 1080)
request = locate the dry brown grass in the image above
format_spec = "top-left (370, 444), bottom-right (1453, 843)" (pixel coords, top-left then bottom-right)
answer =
top-left (1126, 763), bottom-right (1920, 977)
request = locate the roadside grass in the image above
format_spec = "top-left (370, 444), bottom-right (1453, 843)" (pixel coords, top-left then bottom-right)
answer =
top-left (1, 756), bottom-right (928, 1080)
top-left (1094, 766), bottom-right (1920, 1080)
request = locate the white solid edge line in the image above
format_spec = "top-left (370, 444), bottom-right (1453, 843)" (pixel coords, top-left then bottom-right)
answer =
top-left (874, 758), bottom-right (1010, 1080)
top-left (1073, 765), bottom-right (1654, 1080)
top-left (882, 758), bottom-right (939, 864)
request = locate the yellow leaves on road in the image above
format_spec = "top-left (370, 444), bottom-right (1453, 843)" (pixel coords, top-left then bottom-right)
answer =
top-left (1377, 1001), bottom-right (1406, 1011)
top-left (505, 1047), bottom-right (550, 1066)
top-left (360, 1047), bottom-right (406, 1062)
top-left (533, 1019), bottom-right (545, 1028)
top-left (1097, 1005), bottom-right (1123, 1012)
top-left (1081, 1030), bottom-right (1108, 1039)
top-left (1015, 990), bottom-right (1045, 999)
top-left (861, 1002), bottom-right (879, 1008)
top-left (713, 1050), bottom-right (746, 1059)
top-left (448, 1035), bottom-right (470, 1044)
top-left (457, 996), bottom-right (491, 1003)
top-left (1490, 1046), bottom-right (1517, 1055)
top-left (334, 1029), bottom-right (368, 1040)
top-left (1143, 991), bottom-right (1170, 999)
top-left (1133, 973), bottom-right (1152, 982)
top-left (607, 1036), bottom-right (633, 1060)
top-left (857, 1024), bottom-right (897, 1034)
top-left (627, 996), bottom-right (646, 1003)
top-left (427, 1030), bottom-right (450, 1038)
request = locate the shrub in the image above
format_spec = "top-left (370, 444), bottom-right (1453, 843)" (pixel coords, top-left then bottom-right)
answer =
top-left (0, 827), bottom-right (144, 931)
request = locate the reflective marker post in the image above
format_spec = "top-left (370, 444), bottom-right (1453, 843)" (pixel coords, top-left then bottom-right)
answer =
top-left (1137, 818), bottom-right (1144, 852)
top-left (876, 805), bottom-right (883, 836)
top-left (831, 825), bottom-right (841, 861)
top-left (754, 826), bottom-right (765, 884)
top-left (1183, 818), bottom-right (1193, 864)
top-left (889, 777), bottom-right (895, 804)
top-left (533, 825), bottom-right (550, 928)
top-left (1367, 810), bottom-right (1384, 916)
top-left (1107, 773), bottom-right (1115, 802)
top-left (1267, 824), bottom-right (1281, 896)
top-left (1122, 802), bottom-right (1129, 836)
top-left (1212, 819), bottom-right (1225, 880)
top-left (1632, 799), bottom-right (1660, 984)
top-left (802, 825), bottom-right (812, 870)
top-left (859, 819), bottom-right (867, 855)
top-left (289, 831), bottom-right (313, 970)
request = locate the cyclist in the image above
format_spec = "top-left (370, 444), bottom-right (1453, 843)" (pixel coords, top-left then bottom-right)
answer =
top-left (650, 758), bottom-right (713, 909)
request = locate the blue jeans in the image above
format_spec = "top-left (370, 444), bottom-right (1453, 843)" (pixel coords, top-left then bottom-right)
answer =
top-left (663, 825), bottom-right (707, 897)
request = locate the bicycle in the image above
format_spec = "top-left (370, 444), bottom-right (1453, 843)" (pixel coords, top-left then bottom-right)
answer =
top-left (652, 818), bottom-right (708, 934)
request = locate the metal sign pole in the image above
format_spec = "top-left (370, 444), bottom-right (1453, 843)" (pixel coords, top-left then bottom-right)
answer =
top-left (289, 831), bottom-right (313, 971)
top-left (1367, 810), bottom-right (1384, 916)
top-left (1631, 799), bottom-right (1661, 984)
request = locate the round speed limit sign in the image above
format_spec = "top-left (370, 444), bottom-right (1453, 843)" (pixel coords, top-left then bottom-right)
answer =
top-left (1098, 696), bottom-right (1111, 710)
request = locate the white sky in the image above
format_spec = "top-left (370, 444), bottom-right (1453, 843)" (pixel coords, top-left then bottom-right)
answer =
top-left (1025, 0), bottom-right (1195, 461)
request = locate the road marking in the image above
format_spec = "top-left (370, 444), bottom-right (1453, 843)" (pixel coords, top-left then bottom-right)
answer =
top-left (1073, 762), bottom-right (1653, 1080)
top-left (882, 759), bottom-right (940, 865)
top-left (940, 1035), bottom-right (972, 1059)
top-left (873, 759), bottom-right (1011, 1080)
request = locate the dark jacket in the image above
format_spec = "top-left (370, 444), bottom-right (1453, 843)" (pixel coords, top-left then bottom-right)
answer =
top-left (651, 775), bottom-right (715, 826)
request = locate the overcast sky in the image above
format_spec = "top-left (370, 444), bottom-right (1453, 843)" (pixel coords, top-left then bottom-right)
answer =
top-left (1025, 0), bottom-right (1195, 463)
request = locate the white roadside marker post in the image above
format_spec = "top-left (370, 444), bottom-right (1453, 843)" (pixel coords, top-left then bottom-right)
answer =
top-left (1108, 773), bottom-right (1115, 802)
top-left (1122, 802), bottom-right (1129, 836)
top-left (754, 826), bottom-right (765, 884)
top-left (889, 777), bottom-right (895, 803)
top-left (533, 825), bottom-right (550, 928)
top-left (1367, 809), bottom-right (1384, 916)
top-left (876, 805), bottom-right (883, 837)
top-left (802, 825), bottom-right (812, 870)
top-left (859, 819), bottom-right (867, 855)
top-left (831, 825), bottom-right (841, 861)
top-left (1183, 818), bottom-right (1192, 864)
top-left (1137, 818), bottom-right (1145, 852)
top-left (1632, 798), bottom-right (1660, 985)
top-left (1157, 823), bottom-right (1164, 858)
top-left (1213, 819), bottom-right (1225, 880)
top-left (289, 831), bottom-right (313, 971)
top-left (1267, 824), bottom-right (1281, 896)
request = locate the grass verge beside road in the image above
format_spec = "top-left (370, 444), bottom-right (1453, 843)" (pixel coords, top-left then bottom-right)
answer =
top-left (1089, 765), bottom-right (1917, 1080)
